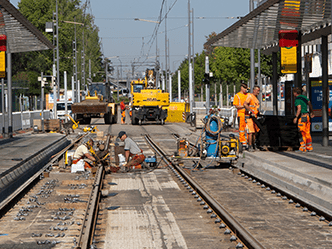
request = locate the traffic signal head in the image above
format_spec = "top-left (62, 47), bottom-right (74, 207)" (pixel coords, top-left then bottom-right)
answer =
top-left (51, 76), bottom-right (56, 88)
top-left (203, 73), bottom-right (210, 84)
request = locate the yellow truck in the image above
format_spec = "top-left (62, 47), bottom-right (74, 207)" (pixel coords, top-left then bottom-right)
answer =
top-left (131, 69), bottom-right (169, 125)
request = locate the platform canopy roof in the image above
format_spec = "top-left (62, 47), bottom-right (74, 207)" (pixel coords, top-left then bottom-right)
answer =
top-left (205, 0), bottom-right (332, 54)
top-left (0, 0), bottom-right (53, 53)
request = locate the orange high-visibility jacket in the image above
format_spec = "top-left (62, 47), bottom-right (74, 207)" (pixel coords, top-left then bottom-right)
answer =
top-left (233, 92), bottom-right (248, 115)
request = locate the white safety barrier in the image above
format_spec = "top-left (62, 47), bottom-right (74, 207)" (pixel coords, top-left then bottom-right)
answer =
top-left (0, 110), bottom-right (51, 133)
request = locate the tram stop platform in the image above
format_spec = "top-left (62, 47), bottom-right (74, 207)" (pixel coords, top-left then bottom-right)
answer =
top-left (0, 131), bottom-right (66, 175)
top-left (239, 133), bottom-right (332, 217)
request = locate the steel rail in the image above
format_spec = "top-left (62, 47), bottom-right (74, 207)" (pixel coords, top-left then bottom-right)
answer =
top-left (145, 133), bottom-right (266, 249)
top-left (76, 164), bottom-right (104, 249)
top-left (0, 134), bottom-right (86, 213)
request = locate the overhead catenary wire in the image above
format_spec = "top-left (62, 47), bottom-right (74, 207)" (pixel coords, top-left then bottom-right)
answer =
top-left (135, 0), bottom-right (179, 69)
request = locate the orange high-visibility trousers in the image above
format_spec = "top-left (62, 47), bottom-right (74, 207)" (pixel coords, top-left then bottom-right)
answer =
top-left (297, 113), bottom-right (313, 152)
top-left (237, 114), bottom-right (247, 146)
top-left (121, 111), bottom-right (126, 124)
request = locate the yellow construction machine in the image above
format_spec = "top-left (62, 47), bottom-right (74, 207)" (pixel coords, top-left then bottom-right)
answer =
top-left (131, 69), bottom-right (169, 125)
top-left (71, 82), bottom-right (117, 125)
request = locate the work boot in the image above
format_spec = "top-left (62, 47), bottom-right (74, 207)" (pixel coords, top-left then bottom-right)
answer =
top-left (254, 145), bottom-right (260, 151)
top-left (248, 146), bottom-right (254, 152)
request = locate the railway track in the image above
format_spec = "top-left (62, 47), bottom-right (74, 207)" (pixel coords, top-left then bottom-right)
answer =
top-left (143, 132), bottom-right (332, 248)
top-left (2, 122), bottom-right (331, 248)
top-left (174, 132), bottom-right (332, 223)
top-left (145, 133), bottom-right (264, 249)
top-left (0, 132), bottom-right (109, 249)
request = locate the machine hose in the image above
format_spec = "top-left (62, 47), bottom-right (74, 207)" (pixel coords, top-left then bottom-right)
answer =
top-left (205, 115), bottom-right (223, 136)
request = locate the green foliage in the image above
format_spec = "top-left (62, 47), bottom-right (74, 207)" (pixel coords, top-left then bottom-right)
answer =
top-left (173, 42), bottom-right (276, 99)
top-left (12, 0), bottom-right (104, 95)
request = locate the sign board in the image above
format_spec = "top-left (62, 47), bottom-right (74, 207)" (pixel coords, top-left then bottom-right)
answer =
top-left (310, 78), bottom-right (332, 132)
top-left (0, 51), bottom-right (5, 72)
top-left (279, 30), bottom-right (298, 47)
top-left (281, 46), bottom-right (297, 74)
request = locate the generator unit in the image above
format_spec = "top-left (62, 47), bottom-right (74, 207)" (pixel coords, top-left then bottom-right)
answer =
top-left (198, 111), bottom-right (239, 165)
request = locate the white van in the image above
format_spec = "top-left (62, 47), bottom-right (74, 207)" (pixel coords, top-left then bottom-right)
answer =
top-left (56, 101), bottom-right (73, 120)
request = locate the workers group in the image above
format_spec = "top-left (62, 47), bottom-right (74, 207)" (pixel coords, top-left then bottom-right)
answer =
top-left (234, 83), bottom-right (313, 153)
top-left (233, 82), bottom-right (261, 152)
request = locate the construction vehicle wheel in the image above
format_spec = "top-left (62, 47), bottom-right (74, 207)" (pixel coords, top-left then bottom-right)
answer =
top-left (139, 119), bottom-right (142, 126)
top-left (160, 119), bottom-right (164, 125)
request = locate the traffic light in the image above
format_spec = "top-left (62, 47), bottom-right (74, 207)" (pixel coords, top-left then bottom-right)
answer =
top-left (0, 35), bottom-right (6, 51)
top-left (51, 76), bottom-right (56, 88)
top-left (203, 73), bottom-right (210, 84)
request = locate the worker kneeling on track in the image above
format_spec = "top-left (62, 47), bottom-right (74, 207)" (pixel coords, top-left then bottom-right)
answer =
top-left (72, 138), bottom-right (96, 169)
top-left (118, 131), bottom-right (145, 171)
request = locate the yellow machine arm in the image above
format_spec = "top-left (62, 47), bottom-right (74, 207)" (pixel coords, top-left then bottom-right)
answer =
top-left (65, 114), bottom-right (79, 130)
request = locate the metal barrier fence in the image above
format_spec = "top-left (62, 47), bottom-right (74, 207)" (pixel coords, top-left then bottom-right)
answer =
top-left (0, 110), bottom-right (51, 133)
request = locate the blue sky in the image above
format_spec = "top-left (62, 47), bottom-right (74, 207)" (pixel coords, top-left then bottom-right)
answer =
top-left (10, 0), bottom-right (249, 75)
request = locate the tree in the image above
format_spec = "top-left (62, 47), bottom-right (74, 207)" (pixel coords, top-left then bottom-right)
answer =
top-left (12, 0), bottom-right (104, 94)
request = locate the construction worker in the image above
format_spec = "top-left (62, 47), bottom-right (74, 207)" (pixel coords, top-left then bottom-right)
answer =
top-left (118, 131), bottom-right (145, 170)
top-left (293, 87), bottom-right (314, 152)
top-left (244, 86), bottom-right (261, 152)
top-left (120, 100), bottom-right (126, 124)
top-left (72, 139), bottom-right (96, 169)
top-left (233, 82), bottom-right (249, 148)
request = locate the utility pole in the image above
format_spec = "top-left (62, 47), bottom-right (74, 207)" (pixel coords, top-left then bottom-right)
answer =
top-left (250, 0), bottom-right (255, 90)
top-left (64, 71), bottom-right (68, 121)
top-left (89, 59), bottom-right (91, 80)
top-left (205, 56), bottom-right (210, 114)
top-left (169, 73), bottom-right (172, 102)
top-left (73, 17), bottom-right (77, 103)
top-left (192, 8), bottom-right (195, 100)
top-left (81, 14), bottom-right (86, 94)
top-left (71, 76), bottom-right (75, 103)
top-left (164, 0), bottom-right (168, 91)
top-left (178, 70), bottom-right (181, 102)
top-left (56, 0), bottom-right (59, 117)
top-left (40, 72), bottom-right (45, 133)
top-left (188, 0), bottom-right (193, 112)
top-left (117, 67), bottom-right (119, 102)
top-left (1, 78), bottom-right (4, 134)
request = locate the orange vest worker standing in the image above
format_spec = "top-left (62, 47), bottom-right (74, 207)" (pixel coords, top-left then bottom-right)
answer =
top-left (120, 101), bottom-right (126, 124)
top-left (244, 86), bottom-right (261, 151)
top-left (293, 87), bottom-right (314, 152)
top-left (233, 82), bottom-right (249, 147)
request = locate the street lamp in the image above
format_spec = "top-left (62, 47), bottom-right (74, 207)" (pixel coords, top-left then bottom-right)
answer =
top-left (134, 18), bottom-right (160, 24)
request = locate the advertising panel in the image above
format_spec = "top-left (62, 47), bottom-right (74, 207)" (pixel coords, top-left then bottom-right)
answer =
top-left (310, 79), bottom-right (332, 132)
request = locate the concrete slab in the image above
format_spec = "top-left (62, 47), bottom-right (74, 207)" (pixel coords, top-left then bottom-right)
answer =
top-left (241, 149), bottom-right (332, 216)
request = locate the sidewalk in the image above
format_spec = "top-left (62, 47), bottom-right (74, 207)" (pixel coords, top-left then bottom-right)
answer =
top-left (240, 134), bottom-right (332, 217)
